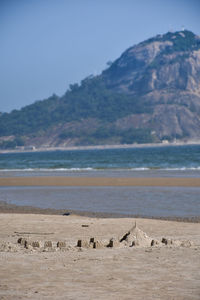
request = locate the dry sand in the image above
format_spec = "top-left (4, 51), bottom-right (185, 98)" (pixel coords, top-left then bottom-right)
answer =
top-left (1, 176), bottom-right (200, 187)
top-left (0, 213), bottom-right (200, 300)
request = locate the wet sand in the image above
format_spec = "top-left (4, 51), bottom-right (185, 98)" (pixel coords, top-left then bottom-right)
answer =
top-left (0, 213), bottom-right (200, 300)
top-left (1, 176), bottom-right (200, 220)
top-left (1, 176), bottom-right (200, 186)
top-left (1, 200), bottom-right (200, 223)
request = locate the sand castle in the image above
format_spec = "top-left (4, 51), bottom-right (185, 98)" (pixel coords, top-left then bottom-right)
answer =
top-left (0, 221), bottom-right (193, 253)
top-left (0, 214), bottom-right (199, 300)
top-left (75, 221), bottom-right (192, 249)
top-left (119, 221), bottom-right (154, 247)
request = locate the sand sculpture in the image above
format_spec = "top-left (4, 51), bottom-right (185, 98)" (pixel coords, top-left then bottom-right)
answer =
top-left (119, 221), bottom-right (155, 247)
top-left (0, 221), bottom-right (193, 253)
top-left (76, 222), bottom-right (192, 249)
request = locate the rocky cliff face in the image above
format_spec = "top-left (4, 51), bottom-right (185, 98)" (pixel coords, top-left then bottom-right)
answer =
top-left (102, 30), bottom-right (200, 141)
top-left (103, 31), bottom-right (200, 94)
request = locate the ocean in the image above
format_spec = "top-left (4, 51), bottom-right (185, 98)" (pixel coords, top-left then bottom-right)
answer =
top-left (0, 144), bottom-right (200, 217)
top-left (1, 144), bottom-right (200, 172)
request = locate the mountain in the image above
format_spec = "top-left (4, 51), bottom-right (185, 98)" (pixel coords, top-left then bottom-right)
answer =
top-left (1, 30), bottom-right (200, 149)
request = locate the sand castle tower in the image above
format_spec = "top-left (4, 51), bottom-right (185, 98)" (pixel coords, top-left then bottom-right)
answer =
top-left (120, 221), bottom-right (153, 247)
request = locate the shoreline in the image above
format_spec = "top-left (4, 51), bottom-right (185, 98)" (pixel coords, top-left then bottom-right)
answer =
top-left (0, 201), bottom-right (200, 223)
top-left (1, 176), bottom-right (200, 222)
top-left (1, 140), bottom-right (200, 154)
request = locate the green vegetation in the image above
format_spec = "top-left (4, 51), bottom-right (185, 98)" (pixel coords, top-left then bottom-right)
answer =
top-left (0, 77), bottom-right (152, 139)
top-left (169, 30), bottom-right (200, 52)
top-left (0, 94), bottom-right (60, 136)
top-left (120, 128), bottom-right (154, 144)
top-left (0, 137), bottom-right (25, 149)
top-left (58, 125), bottom-right (155, 146)
top-left (142, 30), bottom-right (200, 52)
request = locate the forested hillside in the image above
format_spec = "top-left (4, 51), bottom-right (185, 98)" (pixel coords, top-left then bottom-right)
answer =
top-left (1, 30), bottom-right (200, 148)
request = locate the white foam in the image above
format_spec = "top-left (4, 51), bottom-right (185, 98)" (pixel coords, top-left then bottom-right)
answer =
top-left (1, 166), bottom-right (200, 172)
top-left (0, 167), bottom-right (94, 172)
top-left (131, 168), bottom-right (150, 171)
top-left (164, 167), bottom-right (200, 171)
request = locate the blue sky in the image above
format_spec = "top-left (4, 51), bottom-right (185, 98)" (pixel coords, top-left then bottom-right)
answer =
top-left (1, 0), bottom-right (200, 112)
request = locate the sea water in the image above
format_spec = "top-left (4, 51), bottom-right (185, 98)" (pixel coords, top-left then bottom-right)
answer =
top-left (0, 145), bottom-right (200, 172)
top-left (0, 145), bottom-right (200, 217)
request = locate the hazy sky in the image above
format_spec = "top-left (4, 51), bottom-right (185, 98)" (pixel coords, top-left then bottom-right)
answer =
top-left (1, 0), bottom-right (200, 112)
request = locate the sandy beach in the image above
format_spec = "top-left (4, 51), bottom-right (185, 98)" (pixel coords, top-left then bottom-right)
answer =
top-left (0, 213), bottom-right (200, 300)
top-left (1, 140), bottom-right (200, 154)
top-left (1, 176), bottom-right (200, 187)
top-left (0, 174), bottom-right (200, 299)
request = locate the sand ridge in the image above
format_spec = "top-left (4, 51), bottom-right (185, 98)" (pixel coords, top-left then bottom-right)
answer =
top-left (1, 176), bottom-right (200, 186)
